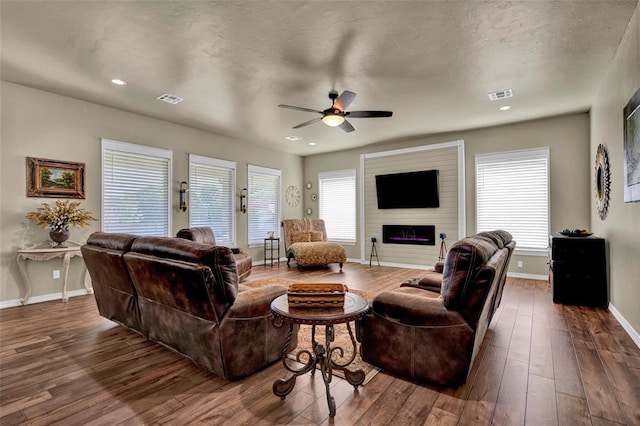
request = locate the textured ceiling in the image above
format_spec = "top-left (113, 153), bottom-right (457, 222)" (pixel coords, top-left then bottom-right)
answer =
top-left (1, 1), bottom-right (638, 156)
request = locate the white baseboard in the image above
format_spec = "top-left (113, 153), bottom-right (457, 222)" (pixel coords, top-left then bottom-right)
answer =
top-left (253, 257), bottom-right (288, 266)
top-left (507, 272), bottom-right (549, 281)
top-left (0, 289), bottom-right (92, 309)
top-left (358, 259), bottom-right (433, 270)
top-left (608, 303), bottom-right (640, 349)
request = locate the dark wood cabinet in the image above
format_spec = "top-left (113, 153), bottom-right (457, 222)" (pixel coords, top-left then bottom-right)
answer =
top-left (549, 234), bottom-right (607, 307)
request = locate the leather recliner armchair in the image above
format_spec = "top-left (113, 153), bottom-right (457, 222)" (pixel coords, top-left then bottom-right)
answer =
top-left (359, 231), bottom-right (515, 386)
top-left (177, 227), bottom-right (252, 281)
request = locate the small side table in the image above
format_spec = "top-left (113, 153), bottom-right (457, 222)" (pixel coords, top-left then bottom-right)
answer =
top-left (270, 292), bottom-right (370, 417)
top-left (264, 237), bottom-right (280, 267)
top-left (17, 241), bottom-right (92, 304)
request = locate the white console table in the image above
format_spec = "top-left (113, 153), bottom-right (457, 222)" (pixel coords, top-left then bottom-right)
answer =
top-left (17, 241), bottom-right (92, 304)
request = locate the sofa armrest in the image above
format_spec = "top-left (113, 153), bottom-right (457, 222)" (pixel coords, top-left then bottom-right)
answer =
top-left (225, 284), bottom-right (286, 319)
top-left (401, 270), bottom-right (443, 293)
top-left (372, 288), bottom-right (467, 327)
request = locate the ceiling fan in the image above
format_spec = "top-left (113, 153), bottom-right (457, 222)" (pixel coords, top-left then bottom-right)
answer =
top-left (278, 90), bottom-right (393, 133)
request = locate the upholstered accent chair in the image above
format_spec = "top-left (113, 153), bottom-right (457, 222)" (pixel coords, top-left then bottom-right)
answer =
top-left (177, 226), bottom-right (252, 281)
top-left (359, 231), bottom-right (515, 386)
top-left (281, 218), bottom-right (347, 271)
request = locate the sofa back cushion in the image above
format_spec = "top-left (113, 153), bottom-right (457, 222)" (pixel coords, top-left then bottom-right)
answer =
top-left (125, 237), bottom-right (239, 320)
top-left (177, 227), bottom-right (216, 245)
top-left (125, 251), bottom-right (219, 321)
top-left (81, 232), bottom-right (138, 295)
top-left (441, 236), bottom-right (498, 309)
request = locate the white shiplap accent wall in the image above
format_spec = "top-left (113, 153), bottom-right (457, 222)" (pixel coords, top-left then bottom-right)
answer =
top-left (361, 141), bottom-right (463, 267)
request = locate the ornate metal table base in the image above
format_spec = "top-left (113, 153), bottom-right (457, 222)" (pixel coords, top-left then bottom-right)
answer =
top-left (272, 322), bottom-right (365, 417)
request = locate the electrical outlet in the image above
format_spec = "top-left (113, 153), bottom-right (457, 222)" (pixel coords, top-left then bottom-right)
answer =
top-left (53, 269), bottom-right (60, 279)
top-left (517, 261), bottom-right (523, 268)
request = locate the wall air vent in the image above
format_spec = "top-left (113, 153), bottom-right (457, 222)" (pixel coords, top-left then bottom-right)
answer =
top-left (156, 93), bottom-right (184, 104)
top-left (488, 89), bottom-right (513, 101)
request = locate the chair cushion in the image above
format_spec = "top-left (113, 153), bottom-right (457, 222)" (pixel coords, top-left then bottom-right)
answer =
top-left (287, 241), bottom-right (346, 266)
top-left (290, 231), bottom-right (311, 243)
top-left (309, 231), bottom-right (324, 242)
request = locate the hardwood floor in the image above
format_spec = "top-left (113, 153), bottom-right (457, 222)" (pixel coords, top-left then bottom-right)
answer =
top-left (1, 262), bottom-right (639, 425)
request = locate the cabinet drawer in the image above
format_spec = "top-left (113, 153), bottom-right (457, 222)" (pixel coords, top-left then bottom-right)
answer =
top-left (550, 262), bottom-right (607, 307)
top-left (551, 237), bottom-right (604, 262)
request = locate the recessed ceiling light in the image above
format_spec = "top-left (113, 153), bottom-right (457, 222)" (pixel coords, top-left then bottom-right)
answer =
top-left (286, 136), bottom-right (302, 141)
top-left (500, 105), bottom-right (511, 111)
top-left (308, 142), bottom-right (317, 146)
top-left (111, 79), bottom-right (127, 86)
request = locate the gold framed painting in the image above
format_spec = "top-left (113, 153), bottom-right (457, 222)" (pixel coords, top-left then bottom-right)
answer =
top-left (26, 157), bottom-right (86, 199)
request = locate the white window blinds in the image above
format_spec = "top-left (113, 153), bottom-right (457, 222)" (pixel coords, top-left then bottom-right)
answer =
top-left (247, 165), bottom-right (281, 244)
top-left (476, 147), bottom-right (549, 253)
top-left (189, 155), bottom-right (236, 245)
top-left (102, 139), bottom-right (172, 236)
top-left (319, 169), bottom-right (356, 243)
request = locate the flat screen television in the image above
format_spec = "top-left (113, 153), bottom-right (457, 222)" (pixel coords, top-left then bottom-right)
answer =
top-left (375, 169), bottom-right (439, 209)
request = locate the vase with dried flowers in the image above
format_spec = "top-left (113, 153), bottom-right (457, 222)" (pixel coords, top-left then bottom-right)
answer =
top-left (26, 200), bottom-right (97, 247)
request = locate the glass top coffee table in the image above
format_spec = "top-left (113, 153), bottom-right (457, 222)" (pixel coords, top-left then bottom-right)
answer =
top-left (270, 292), bottom-right (370, 417)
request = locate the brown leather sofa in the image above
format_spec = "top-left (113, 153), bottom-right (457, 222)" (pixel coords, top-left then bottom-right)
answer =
top-left (176, 226), bottom-right (252, 281)
top-left (359, 231), bottom-right (515, 386)
top-left (81, 232), bottom-right (293, 380)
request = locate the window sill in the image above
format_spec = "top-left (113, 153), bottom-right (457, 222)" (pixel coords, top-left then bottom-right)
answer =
top-left (329, 240), bottom-right (356, 246)
top-left (514, 249), bottom-right (549, 257)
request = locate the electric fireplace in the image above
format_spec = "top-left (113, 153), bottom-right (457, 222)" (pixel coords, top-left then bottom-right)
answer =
top-left (382, 225), bottom-right (436, 246)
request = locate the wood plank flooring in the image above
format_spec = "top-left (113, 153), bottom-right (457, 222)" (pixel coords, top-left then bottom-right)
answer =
top-left (1, 262), bottom-right (639, 425)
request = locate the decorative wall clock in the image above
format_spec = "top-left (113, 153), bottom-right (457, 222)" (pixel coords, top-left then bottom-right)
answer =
top-left (595, 143), bottom-right (611, 220)
top-left (285, 185), bottom-right (301, 207)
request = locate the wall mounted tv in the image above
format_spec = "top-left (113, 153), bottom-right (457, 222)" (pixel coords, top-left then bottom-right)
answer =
top-left (375, 169), bottom-right (439, 209)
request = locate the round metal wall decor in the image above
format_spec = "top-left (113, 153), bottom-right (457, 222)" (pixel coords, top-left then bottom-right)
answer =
top-left (595, 143), bottom-right (611, 220)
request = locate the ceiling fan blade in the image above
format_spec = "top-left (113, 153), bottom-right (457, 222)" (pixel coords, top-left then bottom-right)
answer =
top-left (278, 104), bottom-right (323, 114)
top-left (346, 111), bottom-right (393, 118)
top-left (292, 117), bottom-right (323, 129)
top-left (334, 91), bottom-right (356, 111)
top-left (339, 120), bottom-right (355, 133)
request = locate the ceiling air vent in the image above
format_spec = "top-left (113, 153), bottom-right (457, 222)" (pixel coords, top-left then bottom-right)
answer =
top-left (488, 89), bottom-right (513, 101)
top-left (156, 93), bottom-right (184, 104)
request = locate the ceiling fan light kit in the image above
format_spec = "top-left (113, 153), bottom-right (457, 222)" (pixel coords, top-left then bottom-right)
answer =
top-left (322, 113), bottom-right (345, 127)
top-left (279, 90), bottom-right (392, 133)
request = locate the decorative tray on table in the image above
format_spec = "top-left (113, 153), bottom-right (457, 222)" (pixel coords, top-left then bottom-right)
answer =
top-left (559, 228), bottom-right (593, 237)
top-left (287, 283), bottom-right (348, 308)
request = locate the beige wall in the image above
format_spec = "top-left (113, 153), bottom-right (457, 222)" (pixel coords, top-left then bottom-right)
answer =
top-left (305, 112), bottom-right (591, 276)
top-left (590, 4), bottom-right (640, 336)
top-left (0, 82), bottom-right (303, 303)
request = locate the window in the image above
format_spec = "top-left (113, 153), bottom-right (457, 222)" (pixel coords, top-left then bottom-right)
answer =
top-left (247, 165), bottom-right (281, 245)
top-left (102, 139), bottom-right (172, 236)
top-left (319, 169), bottom-right (356, 243)
top-left (476, 147), bottom-right (549, 254)
top-left (189, 155), bottom-right (236, 245)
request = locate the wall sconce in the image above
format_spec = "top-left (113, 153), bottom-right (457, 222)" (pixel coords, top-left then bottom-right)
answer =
top-left (239, 188), bottom-right (247, 214)
top-left (179, 181), bottom-right (189, 212)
